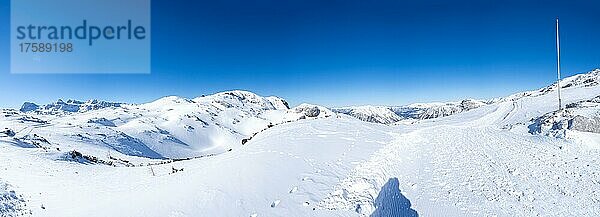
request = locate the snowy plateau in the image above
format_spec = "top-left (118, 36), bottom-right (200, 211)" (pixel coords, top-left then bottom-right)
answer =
top-left (2, 70), bottom-right (600, 217)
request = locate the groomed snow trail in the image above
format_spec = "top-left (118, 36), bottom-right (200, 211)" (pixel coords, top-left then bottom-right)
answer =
top-left (320, 83), bottom-right (600, 216)
top-left (320, 124), bottom-right (600, 216)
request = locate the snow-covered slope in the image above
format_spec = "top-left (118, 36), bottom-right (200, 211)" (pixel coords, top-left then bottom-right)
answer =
top-left (318, 69), bottom-right (600, 216)
top-left (339, 69), bottom-right (600, 125)
top-left (2, 90), bottom-right (318, 161)
top-left (2, 69), bottom-right (600, 217)
top-left (0, 116), bottom-right (392, 217)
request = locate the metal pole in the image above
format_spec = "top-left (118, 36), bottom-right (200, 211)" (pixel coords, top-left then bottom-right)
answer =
top-left (556, 17), bottom-right (562, 111)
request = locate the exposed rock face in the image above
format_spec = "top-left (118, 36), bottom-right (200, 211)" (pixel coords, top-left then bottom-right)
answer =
top-left (19, 102), bottom-right (39, 112)
top-left (20, 99), bottom-right (122, 114)
top-left (297, 106), bottom-right (320, 118)
top-left (529, 95), bottom-right (600, 137)
top-left (267, 96), bottom-right (290, 110)
top-left (569, 115), bottom-right (600, 134)
top-left (417, 99), bottom-right (487, 120)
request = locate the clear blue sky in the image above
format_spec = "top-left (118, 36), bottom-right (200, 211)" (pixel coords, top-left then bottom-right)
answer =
top-left (1, 0), bottom-right (599, 108)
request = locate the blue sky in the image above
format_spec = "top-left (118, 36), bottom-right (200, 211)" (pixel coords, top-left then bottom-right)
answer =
top-left (1, 0), bottom-right (600, 108)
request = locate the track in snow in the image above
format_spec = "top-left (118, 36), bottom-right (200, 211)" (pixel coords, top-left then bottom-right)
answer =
top-left (320, 125), bottom-right (600, 216)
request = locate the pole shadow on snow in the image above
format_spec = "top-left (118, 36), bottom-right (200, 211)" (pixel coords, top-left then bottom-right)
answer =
top-left (370, 178), bottom-right (419, 217)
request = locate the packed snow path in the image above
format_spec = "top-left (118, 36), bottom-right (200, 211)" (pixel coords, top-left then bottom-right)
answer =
top-left (321, 125), bottom-right (600, 216)
top-left (320, 83), bottom-right (600, 216)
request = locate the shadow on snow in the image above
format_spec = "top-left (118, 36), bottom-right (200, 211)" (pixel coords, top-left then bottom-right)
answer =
top-left (371, 178), bottom-right (418, 217)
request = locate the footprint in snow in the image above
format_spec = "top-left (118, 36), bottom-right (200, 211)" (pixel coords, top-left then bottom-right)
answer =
top-left (271, 200), bottom-right (281, 208)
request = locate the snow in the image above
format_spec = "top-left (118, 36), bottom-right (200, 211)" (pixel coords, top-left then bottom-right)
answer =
top-left (7, 90), bottom-right (309, 160)
top-left (0, 180), bottom-right (29, 216)
top-left (0, 117), bottom-right (392, 217)
top-left (20, 99), bottom-right (123, 114)
top-left (2, 70), bottom-right (600, 216)
top-left (335, 99), bottom-right (488, 124)
top-left (334, 106), bottom-right (402, 124)
top-left (294, 103), bottom-right (334, 118)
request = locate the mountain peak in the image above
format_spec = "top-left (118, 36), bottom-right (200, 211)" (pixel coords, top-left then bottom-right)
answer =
top-left (334, 105), bottom-right (402, 124)
top-left (194, 90), bottom-right (289, 111)
top-left (20, 99), bottom-right (123, 113)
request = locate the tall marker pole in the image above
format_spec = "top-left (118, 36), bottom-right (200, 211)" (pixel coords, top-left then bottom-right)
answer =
top-left (556, 17), bottom-right (562, 111)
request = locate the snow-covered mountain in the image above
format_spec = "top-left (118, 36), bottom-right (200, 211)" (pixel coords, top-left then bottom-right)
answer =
top-left (491, 68), bottom-right (600, 103)
top-left (333, 106), bottom-right (403, 124)
top-left (20, 99), bottom-right (123, 113)
top-left (2, 90), bottom-right (325, 161)
top-left (334, 99), bottom-right (488, 124)
top-left (394, 99), bottom-right (488, 120)
top-left (337, 69), bottom-right (600, 125)
top-left (2, 69), bottom-right (600, 217)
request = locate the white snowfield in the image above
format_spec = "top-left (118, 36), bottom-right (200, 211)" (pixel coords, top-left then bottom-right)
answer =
top-left (2, 70), bottom-right (600, 216)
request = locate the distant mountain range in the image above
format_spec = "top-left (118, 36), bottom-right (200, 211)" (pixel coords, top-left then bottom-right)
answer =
top-left (5, 68), bottom-right (600, 160)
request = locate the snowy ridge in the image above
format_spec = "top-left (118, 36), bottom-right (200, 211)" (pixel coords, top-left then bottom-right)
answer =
top-left (20, 99), bottom-right (123, 113)
top-left (333, 106), bottom-right (402, 124)
top-left (335, 99), bottom-right (487, 124)
top-left (491, 68), bottom-right (600, 103)
top-left (401, 99), bottom-right (488, 120)
top-left (4, 90), bottom-right (316, 161)
top-left (337, 69), bottom-right (600, 125)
